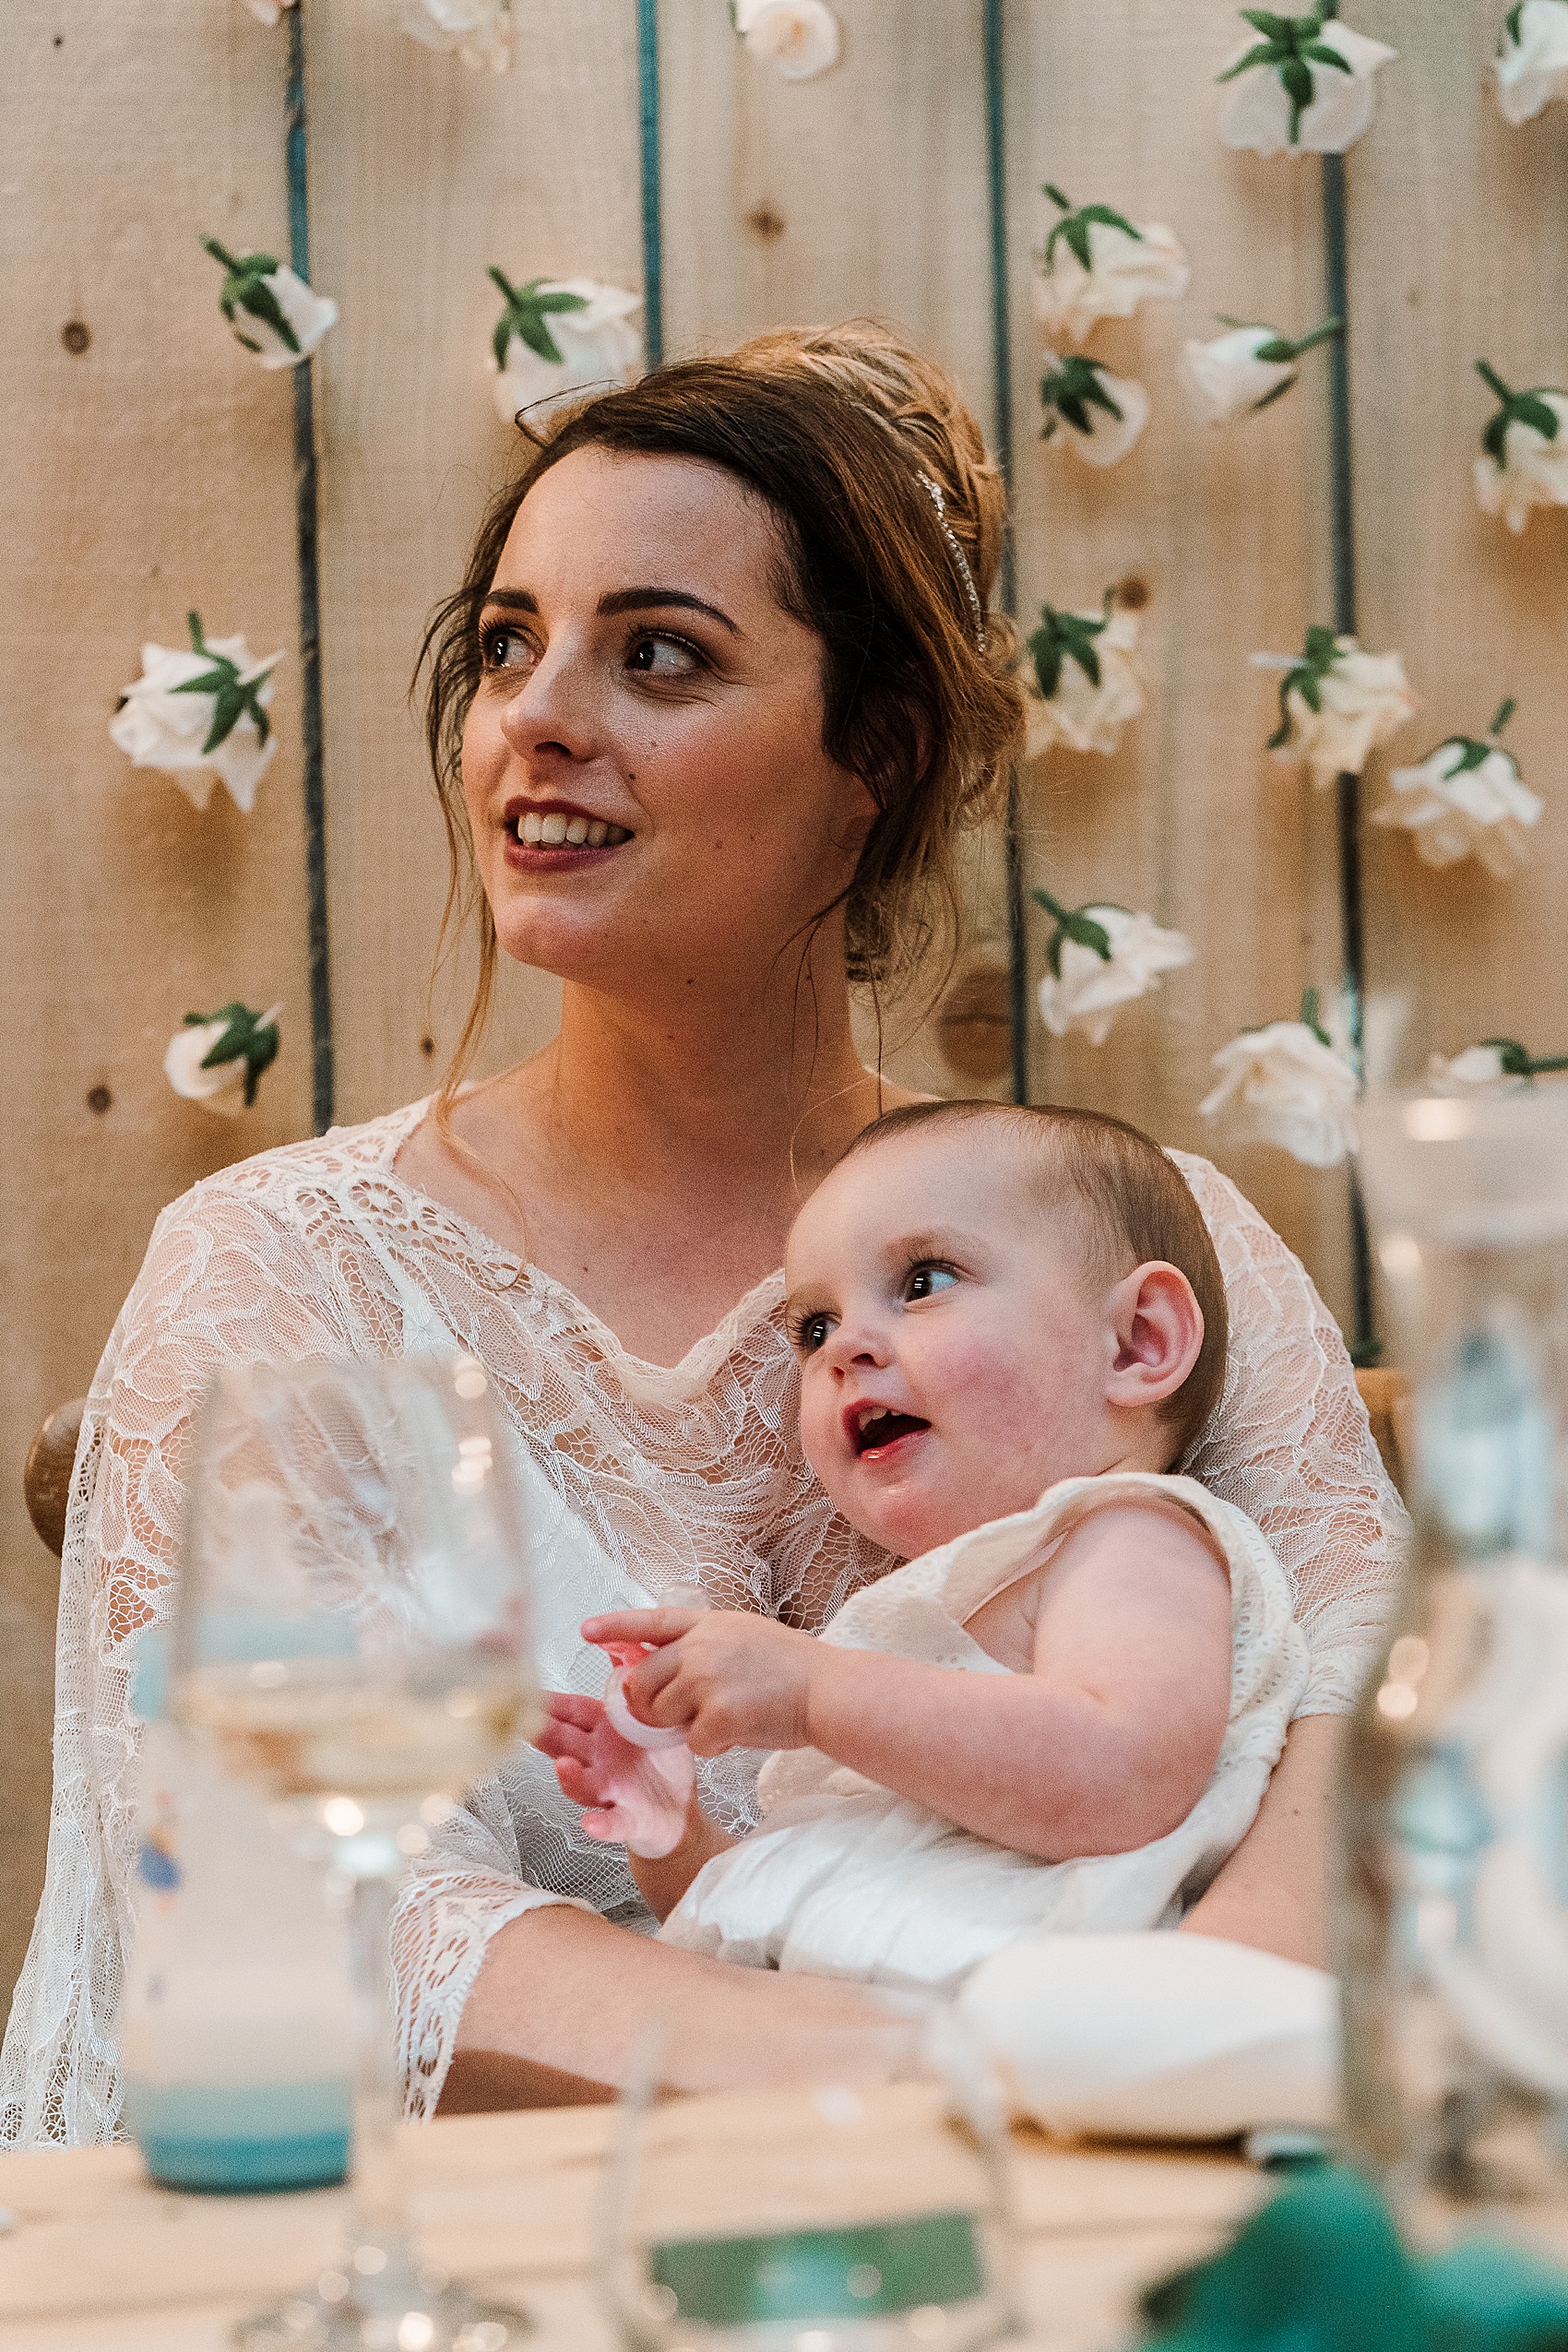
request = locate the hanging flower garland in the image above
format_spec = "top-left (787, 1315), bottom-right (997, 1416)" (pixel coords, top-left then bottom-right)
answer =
top-left (1022, 592), bottom-right (1146, 758)
top-left (1372, 699), bottom-right (1542, 879)
top-left (1033, 890), bottom-right (1193, 1045)
top-left (731, 0), bottom-right (841, 79)
top-left (1473, 359), bottom-right (1568, 533)
top-left (1200, 989), bottom-right (1360, 1167)
top-left (202, 237), bottom-right (337, 369)
top-left (111, 614), bottom-right (284, 814)
top-left (1039, 353), bottom-right (1149, 468)
top-left (1179, 314), bottom-right (1341, 426)
top-left (164, 1003), bottom-right (282, 1118)
top-left (401, 0), bottom-right (513, 69)
top-left (1253, 626), bottom-right (1417, 790)
top-left (1429, 1038), bottom-right (1568, 1090)
top-left (489, 271), bottom-right (643, 425)
top-left (1494, 0), bottom-right (1568, 125)
top-left (1032, 185), bottom-right (1190, 348)
top-left (1216, 6), bottom-right (1396, 156)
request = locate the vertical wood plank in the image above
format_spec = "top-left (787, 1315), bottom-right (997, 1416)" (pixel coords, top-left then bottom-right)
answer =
top-left (0, 0), bottom-right (311, 2013)
top-left (1348, 0), bottom-right (1568, 1081)
top-left (305, 0), bottom-right (643, 1126)
top-left (1004, 0), bottom-right (1355, 1324)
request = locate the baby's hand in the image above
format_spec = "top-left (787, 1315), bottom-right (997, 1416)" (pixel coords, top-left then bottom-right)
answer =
top-left (580, 1608), bottom-right (821, 1757)
top-left (535, 1690), bottom-right (695, 1859)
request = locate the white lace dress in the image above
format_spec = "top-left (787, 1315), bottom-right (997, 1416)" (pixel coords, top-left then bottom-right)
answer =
top-left (0, 1099), bottom-right (1406, 2147)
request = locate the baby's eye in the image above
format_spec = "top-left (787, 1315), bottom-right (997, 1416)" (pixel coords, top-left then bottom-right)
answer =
top-left (791, 1311), bottom-right (836, 1356)
top-left (904, 1265), bottom-right (958, 1303)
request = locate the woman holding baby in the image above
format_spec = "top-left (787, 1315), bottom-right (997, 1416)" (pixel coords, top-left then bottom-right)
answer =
top-left (2, 322), bottom-right (1405, 2142)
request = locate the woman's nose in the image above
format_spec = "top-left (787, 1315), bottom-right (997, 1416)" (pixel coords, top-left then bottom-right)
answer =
top-left (497, 647), bottom-right (600, 765)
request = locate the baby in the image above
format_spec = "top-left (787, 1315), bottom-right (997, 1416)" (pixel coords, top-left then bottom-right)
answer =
top-left (540, 1100), bottom-right (1307, 1988)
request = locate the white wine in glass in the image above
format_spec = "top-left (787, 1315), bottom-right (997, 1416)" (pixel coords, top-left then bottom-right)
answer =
top-left (172, 1355), bottom-right (540, 2352)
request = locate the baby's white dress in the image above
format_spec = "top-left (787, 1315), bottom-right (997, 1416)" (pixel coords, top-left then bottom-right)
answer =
top-left (660, 1471), bottom-right (1308, 1988)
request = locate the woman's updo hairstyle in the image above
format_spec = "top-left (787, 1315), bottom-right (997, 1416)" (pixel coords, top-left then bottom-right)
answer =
top-left (422, 318), bottom-right (1024, 1074)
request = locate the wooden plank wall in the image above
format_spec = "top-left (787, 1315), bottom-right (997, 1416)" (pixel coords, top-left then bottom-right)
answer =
top-left (4, 0), bottom-right (1564, 2028)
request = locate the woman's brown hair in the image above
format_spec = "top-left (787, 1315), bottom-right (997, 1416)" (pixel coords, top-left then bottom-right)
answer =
top-left (419, 318), bottom-right (1025, 1107)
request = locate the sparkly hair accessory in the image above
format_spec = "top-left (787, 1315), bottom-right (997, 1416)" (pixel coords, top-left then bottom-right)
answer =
top-left (915, 470), bottom-right (988, 655)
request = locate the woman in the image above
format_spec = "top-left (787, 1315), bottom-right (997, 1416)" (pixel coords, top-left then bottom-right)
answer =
top-left (1, 323), bottom-right (1404, 2143)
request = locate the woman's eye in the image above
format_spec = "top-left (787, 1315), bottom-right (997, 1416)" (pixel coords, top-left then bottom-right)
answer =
top-left (627, 633), bottom-right (702, 680)
top-left (480, 624), bottom-right (537, 674)
top-left (904, 1265), bottom-right (958, 1303)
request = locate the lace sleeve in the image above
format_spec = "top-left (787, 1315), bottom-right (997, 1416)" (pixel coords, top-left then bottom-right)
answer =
top-left (0, 1176), bottom-right (575, 2146)
top-left (1171, 1151), bottom-right (1408, 1715)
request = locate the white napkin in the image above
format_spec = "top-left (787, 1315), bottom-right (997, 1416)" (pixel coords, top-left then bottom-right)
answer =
top-left (956, 1932), bottom-right (1340, 2142)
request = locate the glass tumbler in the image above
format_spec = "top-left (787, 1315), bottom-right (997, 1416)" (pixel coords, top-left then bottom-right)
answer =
top-left (599, 2007), bottom-right (1019, 2351)
top-left (1348, 1087), bottom-right (1568, 2245)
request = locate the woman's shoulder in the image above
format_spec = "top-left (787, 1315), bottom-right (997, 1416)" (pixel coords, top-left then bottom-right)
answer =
top-left (146, 1099), bottom-right (432, 1251)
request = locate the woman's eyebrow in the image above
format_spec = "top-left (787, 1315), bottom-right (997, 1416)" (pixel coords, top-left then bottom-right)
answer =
top-left (480, 588), bottom-right (538, 612)
top-left (597, 587), bottom-right (740, 634)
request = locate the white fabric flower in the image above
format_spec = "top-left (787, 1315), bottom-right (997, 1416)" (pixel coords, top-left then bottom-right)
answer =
top-left (1372, 724), bottom-right (1542, 879)
top-left (1218, 16), bottom-right (1397, 156)
top-left (1034, 193), bottom-right (1190, 347)
top-left (1024, 606), bottom-right (1146, 759)
top-left (734, 0), bottom-right (840, 79)
top-left (111, 623), bottom-right (284, 814)
top-left (490, 276), bottom-right (643, 426)
top-left (1035, 901), bottom-right (1193, 1046)
top-left (164, 1004), bottom-right (282, 1120)
top-left (1181, 327), bottom-right (1296, 424)
top-left (1473, 364), bottom-right (1568, 534)
top-left (401, 0), bottom-right (513, 71)
top-left (1495, 0), bottom-right (1568, 125)
top-left (1259, 630), bottom-right (1418, 789)
top-left (1039, 353), bottom-right (1150, 468)
top-left (203, 239), bottom-right (337, 370)
top-left (1200, 1018), bottom-right (1360, 1168)
top-left (1428, 1044), bottom-right (1511, 1091)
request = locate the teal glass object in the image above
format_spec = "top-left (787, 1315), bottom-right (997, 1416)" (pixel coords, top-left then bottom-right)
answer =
top-left (649, 2213), bottom-right (984, 2328)
top-left (122, 2078), bottom-right (350, 2192)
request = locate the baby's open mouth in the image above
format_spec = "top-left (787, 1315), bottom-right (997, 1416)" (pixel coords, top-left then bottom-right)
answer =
top-left (852, 1405), bottom-right (931, 1459)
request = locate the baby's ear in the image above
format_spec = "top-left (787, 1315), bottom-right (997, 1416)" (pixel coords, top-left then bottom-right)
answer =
top-left (1105, 1262), bottom-right (1204, 1409)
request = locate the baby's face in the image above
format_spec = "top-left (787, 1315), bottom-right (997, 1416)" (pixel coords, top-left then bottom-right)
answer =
top-left (785, 1126), bottom-right (1120, 1560)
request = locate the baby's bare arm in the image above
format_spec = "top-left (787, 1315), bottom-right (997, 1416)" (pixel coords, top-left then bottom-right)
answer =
top-left (588, 1503), bottom-right (1231, 1862)
top-left (802, 1500), bottom-right (1232, 1859)
top-left (626, 1803), bottom-right (737, 1922)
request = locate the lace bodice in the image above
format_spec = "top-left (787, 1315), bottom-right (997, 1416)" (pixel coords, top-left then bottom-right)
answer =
top-left (0, 1099), bottom-right (1406, 2146)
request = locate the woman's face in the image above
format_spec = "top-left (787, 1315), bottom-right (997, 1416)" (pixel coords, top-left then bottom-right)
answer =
top-left (461, 447), bottom-right (874, 1000)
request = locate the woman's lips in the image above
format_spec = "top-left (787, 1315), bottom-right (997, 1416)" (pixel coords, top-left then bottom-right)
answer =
top-left (501, 801), bottom-right (635, 869)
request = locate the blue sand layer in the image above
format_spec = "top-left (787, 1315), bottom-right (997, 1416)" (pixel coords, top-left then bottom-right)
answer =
top-left (123, 2076), bottom-right (351, 2192)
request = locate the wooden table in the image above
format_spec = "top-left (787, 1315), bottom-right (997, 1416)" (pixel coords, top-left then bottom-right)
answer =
top-left (0, 2096), bottom-right (1266, 2350)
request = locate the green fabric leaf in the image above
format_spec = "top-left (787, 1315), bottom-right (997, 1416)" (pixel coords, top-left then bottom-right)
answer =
top-left (189, 1001), bottom-right (283, 1108)
top-left (166, 615), bottom-right (272, 753)
top-left (1028, 601), bottom-right (1111, 699)
top-left (488, 267), bottom-right (592, 372)
top-left (1044, 198), bottom-right (1145, 276)
top-left (1218, 39), bottom-right (1288, 82)
top-left (1477, 359), bottom-right (1567, 461)
top-left (1490, 695), bottom-right (1518, 738)
top-left (1240, 8), bottom-right (1296, 38)
top-left (1041, 355), bottom-right (1125, 438)
top-left (1268, 624), bottom-right (1341, 747)
top-left (1250, 372), bottom-right (1300, 411)
top-left (1300, 986), bottom-right (1334, 1047)
top-left (1503, 0), bottom-right (1526, 44)
top-left (1301, 40), bottom-right (1352, 68)
top-left (1032, 887), bottom-right (1114, 976)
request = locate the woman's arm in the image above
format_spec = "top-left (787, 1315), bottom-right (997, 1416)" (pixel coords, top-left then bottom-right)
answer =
top-left (444, 1901), bottom-right (883, 2112)
top-left (1178, 1711), bottom-right (1342, 1968)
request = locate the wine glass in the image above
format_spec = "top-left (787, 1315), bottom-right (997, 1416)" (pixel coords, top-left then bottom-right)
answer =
top-left (172, 1355), bottom-right (540, 2352)
top-left (600, 2004), bottom-right (1020, 2350)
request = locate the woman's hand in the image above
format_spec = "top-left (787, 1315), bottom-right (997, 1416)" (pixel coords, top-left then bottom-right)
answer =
top-left (580, 1607), bottom-right (822, 1755)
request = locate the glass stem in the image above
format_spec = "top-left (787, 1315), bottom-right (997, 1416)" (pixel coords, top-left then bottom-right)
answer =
top-left (339, 1859), bottom-right (414, 2292)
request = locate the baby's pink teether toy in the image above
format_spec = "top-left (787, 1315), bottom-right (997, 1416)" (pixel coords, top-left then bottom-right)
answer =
top-left (581, 1641), bottom-right (695, 1859)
